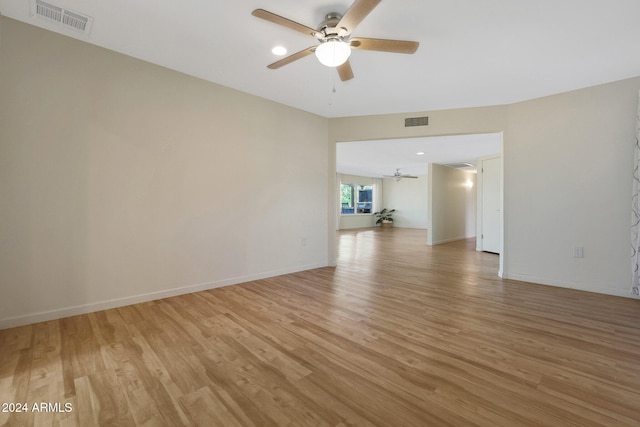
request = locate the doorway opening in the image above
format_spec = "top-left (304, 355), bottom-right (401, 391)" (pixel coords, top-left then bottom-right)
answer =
top-left (335, 132), bottom-right (503, 276)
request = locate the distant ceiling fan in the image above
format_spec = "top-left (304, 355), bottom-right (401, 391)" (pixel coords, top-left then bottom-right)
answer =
top-left (384, 169), bottom-right (418, 181)
top-left (252, 0), bottom-right (419, 81)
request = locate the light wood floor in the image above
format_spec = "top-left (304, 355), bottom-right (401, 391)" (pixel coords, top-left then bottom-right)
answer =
top-left (2, 228), bottom-right (640, 426)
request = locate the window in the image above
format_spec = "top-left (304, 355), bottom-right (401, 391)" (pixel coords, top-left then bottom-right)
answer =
top-left (341, 184), bottom-right (373, 214)
top-left (341, 184), bottom-right (354, 214)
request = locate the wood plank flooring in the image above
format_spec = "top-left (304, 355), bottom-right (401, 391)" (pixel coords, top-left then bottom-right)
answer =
top-left (1, 227), bottom-right (640, 426)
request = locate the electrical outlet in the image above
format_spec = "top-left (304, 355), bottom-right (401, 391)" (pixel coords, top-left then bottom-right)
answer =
top-left (574, 246), bottom-right (584, 258)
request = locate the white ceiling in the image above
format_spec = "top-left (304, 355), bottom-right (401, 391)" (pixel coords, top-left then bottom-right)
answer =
top-left (2, 0), bottom-right (640, 119)
top-left (337, 133), bottom-right (501, 177)
top-left (2, 1), bottom-right (638, 174)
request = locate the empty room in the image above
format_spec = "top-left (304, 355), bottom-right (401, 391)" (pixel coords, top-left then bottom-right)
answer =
top-left (1, 0), bottom-right (640, 426)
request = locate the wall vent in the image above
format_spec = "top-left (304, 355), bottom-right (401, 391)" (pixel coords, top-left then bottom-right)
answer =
top-left (404, 116), bottom-right (429, 127)
top-left (32, 0), bottom-right (93, 35)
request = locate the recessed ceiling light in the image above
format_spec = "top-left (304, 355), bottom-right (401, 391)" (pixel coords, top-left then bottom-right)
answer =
top-left (272, 46), bottom-right (287, 56)
top-left (417, 152), bottom-right (425, 155)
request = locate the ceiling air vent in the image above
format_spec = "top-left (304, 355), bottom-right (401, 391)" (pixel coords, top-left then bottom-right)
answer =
top-left (32, 0), bottom-right (93, 35)
top-left (404, 116), bottom-right (429, 127)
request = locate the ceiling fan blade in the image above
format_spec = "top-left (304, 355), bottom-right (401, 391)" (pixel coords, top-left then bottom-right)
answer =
top-left (267, 47), bottom-right (316, 69)
top-left (337, 0), bottom-right (381, 35)
top-left (350, 37), bottom-right (419, 54)
top-left (337, 61), bottom-right (354, 81)
top-left (252, 9), bottom-right (320, 38)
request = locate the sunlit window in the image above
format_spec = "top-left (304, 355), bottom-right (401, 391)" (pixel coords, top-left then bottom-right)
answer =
top-left (341, 184), bottom-right (373, 214)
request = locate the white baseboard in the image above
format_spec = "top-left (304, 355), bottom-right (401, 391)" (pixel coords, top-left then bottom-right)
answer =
top-left (0, 261), bottom-right (329, 330)
top-left (502, 272), bottom-right (637, 299)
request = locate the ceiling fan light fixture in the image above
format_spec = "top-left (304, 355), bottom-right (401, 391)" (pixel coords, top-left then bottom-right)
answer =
top-left (315, 40), bottom-right (351, 67)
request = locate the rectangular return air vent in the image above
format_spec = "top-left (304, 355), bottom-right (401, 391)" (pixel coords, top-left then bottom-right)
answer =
top-left (32, 0), bottom-right (93, 34)
top-left (404, 116), bottom-right (429, 127)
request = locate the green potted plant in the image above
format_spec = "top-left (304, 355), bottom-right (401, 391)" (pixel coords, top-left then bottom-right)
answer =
top-left (374, 208), bottom-right (396, 228)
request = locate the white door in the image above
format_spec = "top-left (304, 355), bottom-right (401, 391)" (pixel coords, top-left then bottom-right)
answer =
top-left (481, 157), bottom-right (501, 253)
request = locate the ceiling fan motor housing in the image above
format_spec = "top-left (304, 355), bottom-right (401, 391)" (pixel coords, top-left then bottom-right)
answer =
top-left (318, 13), bottom-right (347, 40)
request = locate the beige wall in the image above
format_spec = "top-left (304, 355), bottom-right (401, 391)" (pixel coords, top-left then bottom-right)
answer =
top-left (382, 176), bottom-right (428, 229)
top-left (428, 165), bottom-right (476, 244)
top-left (0, 17), bottom-right (330, 328)
top-left (503, 78), bottom-right (639, 295)
top-left (328, 106), bottom-right (509, 142)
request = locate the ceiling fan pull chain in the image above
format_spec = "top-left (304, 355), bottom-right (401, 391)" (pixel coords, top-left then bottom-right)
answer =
top-left (328, 67), bottom-right (336, 105)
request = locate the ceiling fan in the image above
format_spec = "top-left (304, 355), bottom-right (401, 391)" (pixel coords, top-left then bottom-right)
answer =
top-left (384, 169), bottom-right (418, 181)
top-left (251, 0), bottom-right (419, 81)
